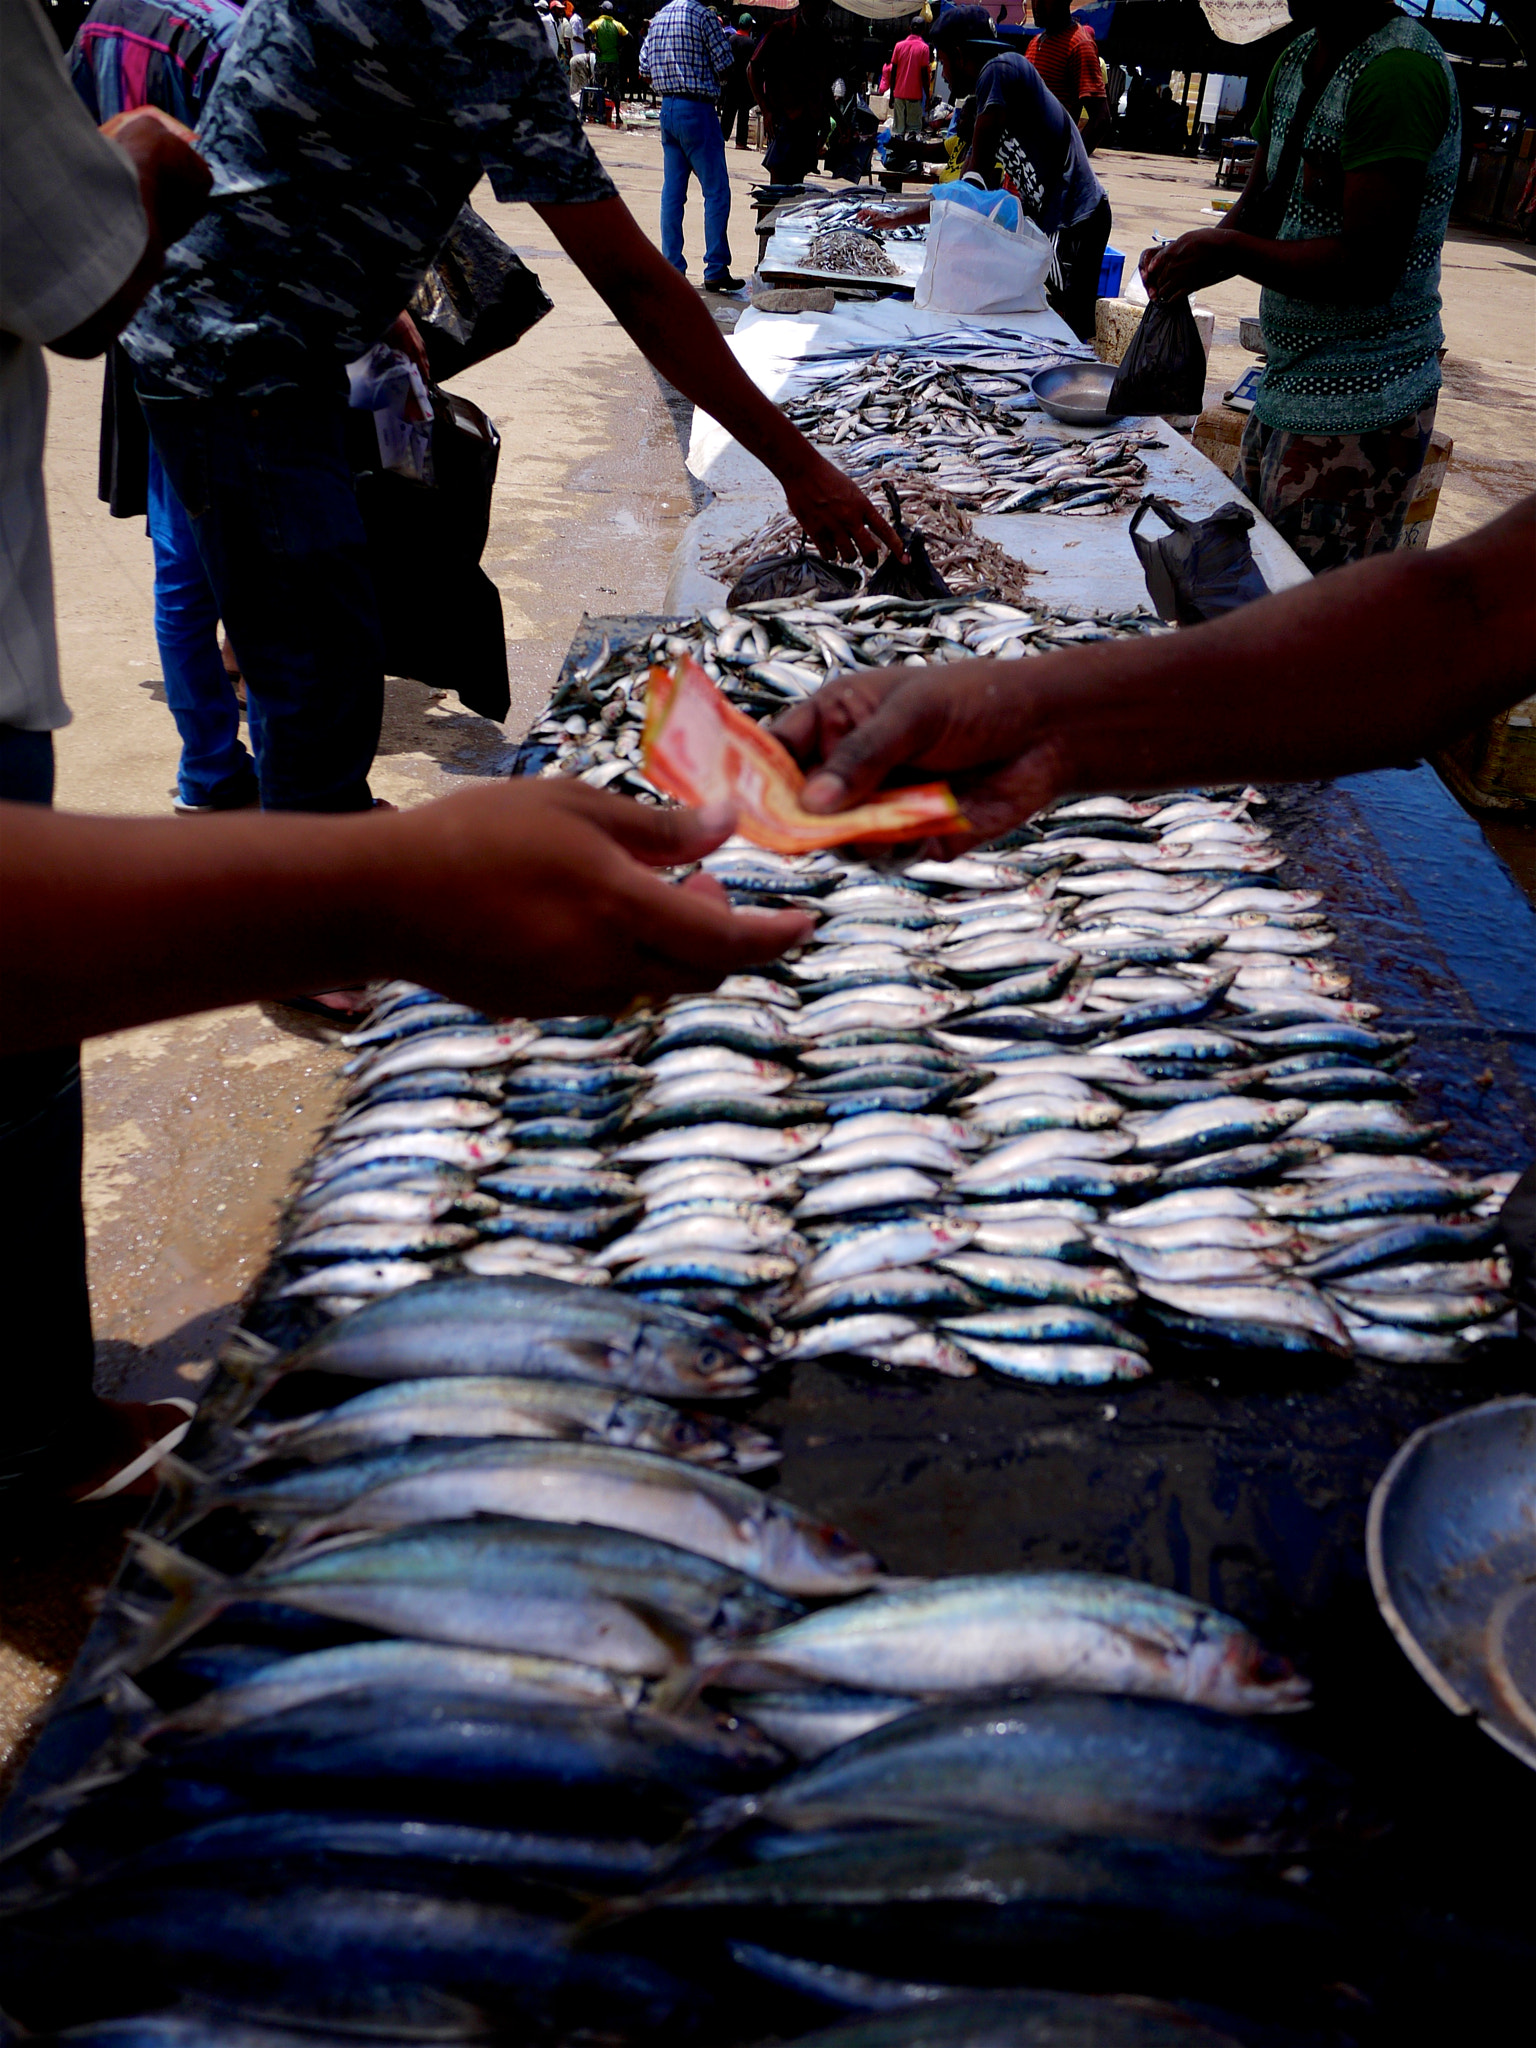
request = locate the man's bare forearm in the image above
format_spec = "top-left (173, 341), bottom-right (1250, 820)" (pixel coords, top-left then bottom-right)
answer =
top-left (1035, 502), bottom-right (1535, 796)
top-left (539, 198), bottom-right (805, 474)
top-left (0, 808), bottom-right (384, 1046)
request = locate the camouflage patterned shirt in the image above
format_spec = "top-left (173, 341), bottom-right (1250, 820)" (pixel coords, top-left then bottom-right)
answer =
top-left (125, 0), bottom-right (616, 399)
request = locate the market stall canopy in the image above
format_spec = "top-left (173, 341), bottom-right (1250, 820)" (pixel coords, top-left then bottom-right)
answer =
top-left (833, 0), bottom-right (927, 19)
top-left (1197, 0), bottom-right (1290, 43)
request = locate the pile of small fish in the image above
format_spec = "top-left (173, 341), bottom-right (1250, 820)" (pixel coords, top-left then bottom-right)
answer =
top-left (778, 195), bottom-right (929, 244)
top-left (512, 600), bottom-right (1169, 803)
top-left (803, 228), bottom-right (903, 280)
top-left (708, 479), bottom-right (1035, 607)
top-left (780, 347), bottom-right (1163, 515)
top-left (0, 636), bottom-right (1523, 2042)
top-left (257, 807), bottom-right (1513, 1376)
top-left (1, 1231), bottom-right (1372, 2042)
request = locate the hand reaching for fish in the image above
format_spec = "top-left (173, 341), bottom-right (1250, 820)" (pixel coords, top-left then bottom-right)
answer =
top-left (780, 447), bottom-right (907, 566)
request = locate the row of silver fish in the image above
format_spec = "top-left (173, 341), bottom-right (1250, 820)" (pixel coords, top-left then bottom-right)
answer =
top-left (275, 662), bottom-right (1517, 1373)
top-left (7, 662), bottom-right (1513, 2039)
top-left (514, 598), bottom-right (1171, 805)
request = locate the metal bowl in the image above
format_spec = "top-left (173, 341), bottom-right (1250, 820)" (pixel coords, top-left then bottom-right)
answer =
top-left (1029, 360), bottom-right (1122, 426)
top-left (1367, 1394), bottom-right (1536, 1771)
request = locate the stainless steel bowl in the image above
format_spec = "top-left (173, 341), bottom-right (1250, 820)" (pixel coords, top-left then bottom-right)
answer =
top-left (1029, 360), bottom-right (1122, 426)
top-left (1367, 1394), bottom-right (1536, 1771)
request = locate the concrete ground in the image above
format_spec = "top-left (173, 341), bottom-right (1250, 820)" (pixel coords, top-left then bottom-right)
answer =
top-left (3, 124), bottom-right (1533, 1787)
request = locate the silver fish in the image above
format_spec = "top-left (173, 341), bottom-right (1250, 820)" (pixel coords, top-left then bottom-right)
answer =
top-left (350, 1025), bottom-right (537, 1082)
top-left (257, 1441), bottom-right (877, 1597)
top-left (602, 1213), bottom-right (806, 1264)
top-left (940, 1337), bottom-right (1150, 1383)
top-left (802, 1218), bottom-right (975, 1288)
top-left (294, 1186), bottom-right (499, 1230)
top-left (226, 1373), bottom-right (779, 1472)
top-left (148, 1640), bottom-right (643, 1738)
top-left (331, 1098), bottom-right (502, 1141)
top-left (1138, 1279), bottom-right (1349, 1354)
top-left (283, 1221), bottom-right (480, 1262)
top-left (612, 1123), bottom-right (826, 1166)
top-left (937, 1254), bottom-right (1136, 1309)
top-left (704, 1571), bottom-right (1309, 1713)
top-left (798, 1136), bottom-right (962, 1180)
top-left (275, 1260), bottom-right (437, 1301)
top-left (309, 1128), bottom-right (511, 1179)
top-left (794, 1169), bottom-right (944, 1220)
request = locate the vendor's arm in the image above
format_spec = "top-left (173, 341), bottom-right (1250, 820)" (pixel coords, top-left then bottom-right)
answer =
top-left (771, 497), bottom-right (1536, 847)
top-left (1143, 49), bottom-right (1449, 304)
top-left (539, 196), bottom-right (903, 562)
top-left (0, 782), bottom-right (813, 1055)
top-left (962, 103), bottom-right (1005, 182)
top-left (1141, 159), bottom-right (1425, 305)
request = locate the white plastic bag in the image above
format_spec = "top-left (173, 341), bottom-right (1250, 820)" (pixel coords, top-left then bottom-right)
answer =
top-left (914, 200), bottom-right (1054, 317)
top-left (346, 343), bottom-right (435, 484)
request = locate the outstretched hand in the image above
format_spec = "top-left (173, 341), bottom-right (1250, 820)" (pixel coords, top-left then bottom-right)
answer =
top-left (770, 663), bottom-right (1065, 854)
top-left (385, 779), bottom-right (815, 1018)
top-left (780, 452), bottom-right (907, 565)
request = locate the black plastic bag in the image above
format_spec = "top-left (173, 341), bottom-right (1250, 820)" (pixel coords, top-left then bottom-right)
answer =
top-left (865, 482), bottom-right (952, 601)
top-left (1108, 295), bottom-right (1208, 418)
top-left (410, 206), bottom-right (553, 384)
top-left (1503, 1160), bottom-right (1536, 1349)
top-left (1130, 493), bottom-right (1271, 626)
top-left (349, 387), bottom-right (510, 723)
top-left (727, 550), bottom-right (861, 605)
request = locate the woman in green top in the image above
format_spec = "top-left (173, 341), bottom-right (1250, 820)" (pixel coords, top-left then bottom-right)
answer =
top-left (1141, 2), bottom-right (1458, 576)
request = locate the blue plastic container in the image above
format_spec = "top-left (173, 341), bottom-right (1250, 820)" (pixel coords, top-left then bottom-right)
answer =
top-left (1098, 245), bottom-right (1126, 300)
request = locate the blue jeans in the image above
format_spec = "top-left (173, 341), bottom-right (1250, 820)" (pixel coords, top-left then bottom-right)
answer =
top-left (0, 730), bottom-right (96, 1497)
top-left (138, 387), bottom-right (383, 812)
top-left (146, 445), bottom-right (258, 806)
top-left (660, 95), bottom-right (733, 281)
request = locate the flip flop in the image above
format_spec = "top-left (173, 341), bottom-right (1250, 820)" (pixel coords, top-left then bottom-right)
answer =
top-left (73, 1398), bottom-right (196, 1505)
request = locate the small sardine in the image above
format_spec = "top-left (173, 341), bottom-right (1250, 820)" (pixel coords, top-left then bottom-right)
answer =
top-left (794, 1169), bottom-right (944, 1220)
top-left (612, 1122), bottom-right (826, 1166)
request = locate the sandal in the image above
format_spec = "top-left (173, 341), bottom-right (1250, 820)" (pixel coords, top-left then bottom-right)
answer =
top-left (70, 1398), bottom-right (196, 1504)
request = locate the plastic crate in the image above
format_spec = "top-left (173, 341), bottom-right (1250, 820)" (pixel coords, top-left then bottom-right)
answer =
top-left (579, 85), bottom-right (606, 124)
top-left (1098, 244), bottom-right (1125, 300)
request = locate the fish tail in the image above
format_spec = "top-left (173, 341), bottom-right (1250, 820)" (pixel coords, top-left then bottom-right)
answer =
top-left (649, 1663), bottom-right (714, 1718)
top-left (146, 1450), bottom-right (222, 1541)
top-left (689, 1791), bottom-right (759, 1846)
top-left (99, 1533), bottom-right (232, 1677)
top-left (195, 1325), bottom-right (282, 1430)
top-left (183, 1418), bottom-right (264, 1479)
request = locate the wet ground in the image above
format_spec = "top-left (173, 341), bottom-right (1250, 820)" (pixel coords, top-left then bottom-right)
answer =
top-left (4, 127), bottom-right (1533, 1791)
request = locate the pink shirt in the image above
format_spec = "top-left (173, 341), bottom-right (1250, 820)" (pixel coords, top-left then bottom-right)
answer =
top-left (890, 33), bottom-right (930, 103)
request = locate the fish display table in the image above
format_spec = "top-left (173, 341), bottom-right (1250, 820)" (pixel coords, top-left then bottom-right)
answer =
top-left (671, 297), bottom-right (1309, 616)
top-left (4, 583), bottom-right (1534, 2040)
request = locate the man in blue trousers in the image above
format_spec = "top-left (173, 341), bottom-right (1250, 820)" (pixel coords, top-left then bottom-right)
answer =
top-left (641, 0), bottom-right (743, 292)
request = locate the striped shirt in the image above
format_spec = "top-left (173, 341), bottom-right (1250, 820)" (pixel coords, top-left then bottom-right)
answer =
top-left (639, 0), bottom-right (736, 101)
top-left (69, 0), bottom-right (245, 128)
top-left (1027, 24), bottom-right (1105, 112)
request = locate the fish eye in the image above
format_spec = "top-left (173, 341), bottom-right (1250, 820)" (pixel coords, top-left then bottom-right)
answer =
top-left (1254, 1651), bottom-right (1295, 1682)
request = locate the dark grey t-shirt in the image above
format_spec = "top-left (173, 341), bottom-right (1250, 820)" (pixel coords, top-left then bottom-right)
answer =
top-left (125, 0), bottom-right (616, 400)
top-left (974, 51), bottom-right (1104, 236)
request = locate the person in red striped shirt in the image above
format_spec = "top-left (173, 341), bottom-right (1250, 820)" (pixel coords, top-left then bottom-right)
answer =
top-left (1028, 0), bottom-right (1109, 154)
